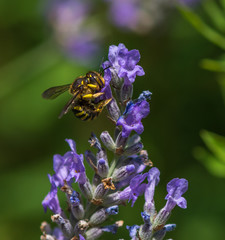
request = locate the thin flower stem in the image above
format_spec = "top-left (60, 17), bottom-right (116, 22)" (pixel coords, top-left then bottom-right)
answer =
top-left (108, 156), bottom-right (119, 177)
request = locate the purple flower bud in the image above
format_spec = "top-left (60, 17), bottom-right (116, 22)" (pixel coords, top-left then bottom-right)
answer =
top-left (52, 228), bottom-right (65, 240)
top-left (100, 131), bottom-right (116, 152)
top-left (126, 225), bottom-right (140, 238)
top-left (97, 158), bottom-right (109, 178)
top-left (106, 98), bottom-right (121, 122)
top-left (84, 150), bottom-right (97, 170)
top-left (101, 224), bottom-right (118, 234)
top-left (92, 173), bottom-right (102, 188)
top-left (40, 222), bottom-right (52, 235)
top-left (51, 214), bottom-right (73, 238)
top-left (126, 134), bottom-right (141, 147)
top-left (105, 205), bottom-right (119, 215)
top-left (79, 234), bottom-right (86, 240)
top-left (88, 133), bottom-right (102, 151)
top-left (69, 191), bottom-right (80, 206)
top-left (152, 224), bottom-right (176, 240)
top-left (79, 180), bottom-right (93, 200)
top-left (112, 164), bottom-right (135, 182)
top-left (71, 203), bottom-right (85, 220)
top-left (96, 148), bottom-right (108, 162)
top-left (85, 227), bottom-right (103, 240)
top-left (138, 90), bottom-right (152, 101)
top-left (144, 167), bottom-right (160, 216)
top-left (74, 220), bottom-right (88, 236)
top-left (141, 212), bottom-right (151, 225)
top-left (164, 224), bottom-right (176, 231)
top-left (102, 192), bottom-right (121, 207)
top-left (139, 212), bottom-right (152, 240)
top-left (69, 191), bottom-right (84, 220)
top-left (93, 183), bottom-right (109, 199)
top-left (119, 186), bottom-right (132, 201)
top-left (89, 208), bottom-right (108, 226)
top-left (115, 131), bottom-right (128, 149)
top-left (121, 83), bottom-right (133, 102)
top-left (89, 206), bottom-right (119, 226)
top-left (124, 142), bottom-right (143, 155)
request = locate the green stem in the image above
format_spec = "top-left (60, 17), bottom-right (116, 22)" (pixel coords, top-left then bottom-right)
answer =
top-left (108, 156), bottom-right (119, 177)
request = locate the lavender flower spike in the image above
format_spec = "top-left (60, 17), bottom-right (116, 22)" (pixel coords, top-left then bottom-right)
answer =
top-left (41, 44), bottom-right (188, 240)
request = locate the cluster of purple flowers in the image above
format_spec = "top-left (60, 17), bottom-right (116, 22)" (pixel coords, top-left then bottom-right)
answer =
top-left (45, 0), bottom-right (201, 62)
top-left (40, 43), bottom-right (188, 240)
top-left (46, 0), bottom-right (103, 62)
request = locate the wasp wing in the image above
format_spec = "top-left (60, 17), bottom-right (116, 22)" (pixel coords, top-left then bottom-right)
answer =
top-left (58, 90), bottom-right (80, 119)
top-left (42, 84), bottom-right (71, 99)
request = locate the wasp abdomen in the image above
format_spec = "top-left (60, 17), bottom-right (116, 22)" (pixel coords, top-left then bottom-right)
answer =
top-left (72, 105), bottom-right (99, 121)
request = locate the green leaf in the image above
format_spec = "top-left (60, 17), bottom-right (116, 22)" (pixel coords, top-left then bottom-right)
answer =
top-left (194, 146), bottom-right (225, 178)
top-left (200, 130), bottom-right (225, 163)
top-left (200, 58), bottom-right (225, 72)
top-left (203, 0), bottom-right (225, 33)
top-left (220, 0), bottom-right (225, 11)
top-left (218, 74), bottom-right (225, 104)
top-left (179, 6), bottom-right (225, 50)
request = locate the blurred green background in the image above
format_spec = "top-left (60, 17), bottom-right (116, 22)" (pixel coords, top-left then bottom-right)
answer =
top-left (0, 0), bottom-right (225, 239)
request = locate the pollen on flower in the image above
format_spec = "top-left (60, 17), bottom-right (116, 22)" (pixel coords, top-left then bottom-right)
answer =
top-left (91, 198), bottom-right (103, 205)
top-left (102, 177), bottom-right (116, 190)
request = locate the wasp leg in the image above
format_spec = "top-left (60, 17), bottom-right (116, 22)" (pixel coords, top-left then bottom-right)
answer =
top-left (87, 84), bottom-right (97, 90)
top-left (82, 92), bottom-right (105, 100)
top-left (101, 98), bottom-right (112, 107)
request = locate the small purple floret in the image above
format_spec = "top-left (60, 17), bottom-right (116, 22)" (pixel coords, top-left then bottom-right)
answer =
top-left (117, 96), bottom-right (150, 138)
top-left (105, 205), bottom-right (119, 215)
top-left (101, 224), bottom-right (118, 234)
top-left (145, 167), bottom-right (160, 204)
top-left (128, 173), bottom-right (148, 206)
top-left (42, 186), bottom-right (62, 214)
top-left (103, 43), bottom-right (145, 86)
top-left (164, 178), bottom-right (188, 211)
top-left (52, 228), bottom-right (65, 240)
top-left (126, 225), bottom-right (140, 238)
top-left (141, 212), bottom-right (151, 224)
top-left (126, 164), bottom-right (135, 173)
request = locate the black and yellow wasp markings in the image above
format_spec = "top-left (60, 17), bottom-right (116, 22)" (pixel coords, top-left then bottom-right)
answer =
top-left (42, 71), bottom-right (112, 121)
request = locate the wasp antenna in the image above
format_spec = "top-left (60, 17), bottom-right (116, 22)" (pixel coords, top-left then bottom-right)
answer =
top-left (100, 65), bottom-right (111, 76)
top-left (99, 57), bottom-right (105, 72)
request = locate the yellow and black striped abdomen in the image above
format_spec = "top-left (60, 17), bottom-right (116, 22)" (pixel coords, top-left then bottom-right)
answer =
top-left (72, 104), bottom-right (100, 121)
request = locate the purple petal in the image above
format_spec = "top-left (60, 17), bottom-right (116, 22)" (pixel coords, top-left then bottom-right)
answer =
top-left (166, 178), bottom-right (188, 200)
top-left (65, 138), bottom-right (76, 153)
top-left (42, 188), bottom-right (61, 214)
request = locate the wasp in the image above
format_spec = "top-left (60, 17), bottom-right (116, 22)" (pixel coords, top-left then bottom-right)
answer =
top-left (42, 70), bottom-right (111, 120)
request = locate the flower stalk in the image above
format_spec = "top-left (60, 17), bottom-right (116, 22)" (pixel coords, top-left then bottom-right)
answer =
top-left (41, 43), bottom-right (188, 240)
